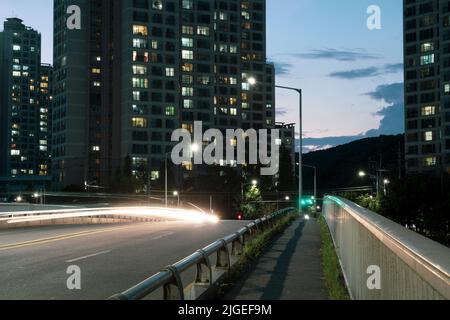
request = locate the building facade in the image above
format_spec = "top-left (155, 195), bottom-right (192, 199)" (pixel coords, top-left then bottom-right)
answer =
top-left (52, 0), bottom-right (275, 190)
top-left (0, 18), bottom-right (51, 183)
top-left (403, 0), bottom-right (450, 174)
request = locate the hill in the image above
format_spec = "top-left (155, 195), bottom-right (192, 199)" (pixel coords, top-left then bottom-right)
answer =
top-left (302, 134), bottom-right (404, 192)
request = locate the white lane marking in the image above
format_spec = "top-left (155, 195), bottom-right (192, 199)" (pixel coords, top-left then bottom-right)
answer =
top-left (65, 250), bottom-right (111, 263)
top-left (150, 231), bottom-right (175, 240)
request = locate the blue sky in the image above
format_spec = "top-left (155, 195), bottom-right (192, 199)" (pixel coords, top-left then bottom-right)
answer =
top-left (0, 0), bottom-right (405, 151)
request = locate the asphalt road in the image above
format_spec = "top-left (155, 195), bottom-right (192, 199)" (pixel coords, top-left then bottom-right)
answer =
top-left (0, 220), bottom-right (247, 300)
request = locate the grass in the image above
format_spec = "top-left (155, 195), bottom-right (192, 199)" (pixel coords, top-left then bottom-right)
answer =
top-left (216, 213), bottom-right (298, 298)
top-left (318, 216), bottom-right (351, 300)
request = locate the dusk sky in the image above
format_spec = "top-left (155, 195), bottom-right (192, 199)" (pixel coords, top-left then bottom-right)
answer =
top-left (0, 0), bottom-right (405, 151)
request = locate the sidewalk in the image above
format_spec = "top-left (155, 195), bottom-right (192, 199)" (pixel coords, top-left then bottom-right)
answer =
top-left (226, 218), bottom-right (329, 300)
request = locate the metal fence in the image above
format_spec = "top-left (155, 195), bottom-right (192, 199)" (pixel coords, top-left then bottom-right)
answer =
top-left (109, 208), bottom-right (296, 300)
top-left (323, 196), bottom-right (450, 300)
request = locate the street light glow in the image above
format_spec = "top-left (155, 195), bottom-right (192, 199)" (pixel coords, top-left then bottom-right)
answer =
top-left (358, 171), bottom-right (367, 177)
top-left (191, 143), bottom-right (200, 153)
top-left (247, 77), bottom-right (256, 85)
top-left (251, 180), bottom-right (258, 186)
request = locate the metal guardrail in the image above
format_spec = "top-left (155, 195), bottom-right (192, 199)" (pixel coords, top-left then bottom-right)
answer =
top-left (323, 196), bottom-right (450, 300)
top-left (109, 208), bottom-right (296, 300)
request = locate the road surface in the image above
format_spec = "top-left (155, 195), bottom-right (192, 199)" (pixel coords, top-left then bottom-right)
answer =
top-left (0, 220), bottom-right (247, 300)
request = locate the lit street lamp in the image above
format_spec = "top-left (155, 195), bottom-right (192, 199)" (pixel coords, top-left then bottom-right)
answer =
top-left (165, 144), bottom-right (198, 207)
top-left (173, 191), bottom-right (180, 207)
top-left (247, 77), bottom-right (303, 214)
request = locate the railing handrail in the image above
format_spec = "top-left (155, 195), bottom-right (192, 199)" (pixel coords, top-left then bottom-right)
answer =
top-left (110, 207), bottom-right (296, 300)
top-left (325, 196), bottom-right (450, 298)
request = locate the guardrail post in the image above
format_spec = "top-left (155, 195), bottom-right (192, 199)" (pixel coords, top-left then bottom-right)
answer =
top-left (243, 226), bottom-right (252, 245)
top-left (231, 233), bottom-right (243, 256)
top-left (216, 239), bottom-right (231, 270)
top-left (195, 249), bottom-right (212, 286)
top-left (163, 266), bottom-right (185, 300)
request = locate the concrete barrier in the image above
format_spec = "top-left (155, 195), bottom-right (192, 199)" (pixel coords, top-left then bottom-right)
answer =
top-left (323, 196), bottom-right (450, 300)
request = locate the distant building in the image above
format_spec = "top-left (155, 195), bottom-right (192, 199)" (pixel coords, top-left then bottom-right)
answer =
top-left (52, 0), bottom-right (275, 190)
top-left (0, 18), bottom-right (52, 191)
top-left (403, 0), bottom-right (450, 174)
top-left (276, 122), bottom-right (295, 171)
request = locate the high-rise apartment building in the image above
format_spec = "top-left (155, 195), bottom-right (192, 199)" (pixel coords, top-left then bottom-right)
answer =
top-left (0, 18), bottom-right (51, 181)
top-left (403, 0), bottom-right (450, 174)
top-left (52, 0), bottom-right (275, 190)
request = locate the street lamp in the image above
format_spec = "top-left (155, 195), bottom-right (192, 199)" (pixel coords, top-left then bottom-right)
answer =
top-left (358, 171), bottom-right (367, 177)
top-left (165, 144), bottom-right (198, 207)
top-left (247, 77), bottom-right (303, 214)
top-left (285, 196), bottom-right (290, 201)
top-left (173, 191), bottom-right (180, 207)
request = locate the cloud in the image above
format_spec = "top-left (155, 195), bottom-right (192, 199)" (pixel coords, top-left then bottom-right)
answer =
top-left (328, 63), bottom-right (404, 79)
top-left (365, 82), bottom-right (403, 104)
top-left (294, 48), bottom-right (381, 61)
top-left (299, 83), bottom-right (405, 153)
top-left (272, 61), bottom-right (293, 76)
top-left (364, 83), bottom-right (405, 136)
top-left (329, 67), bottom-right (379, 79)
top-left (276, 108), bottom-right (289, 116)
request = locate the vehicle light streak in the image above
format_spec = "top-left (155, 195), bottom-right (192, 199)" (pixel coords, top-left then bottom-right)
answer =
top-left (1, 207), bottom-right (220, 225)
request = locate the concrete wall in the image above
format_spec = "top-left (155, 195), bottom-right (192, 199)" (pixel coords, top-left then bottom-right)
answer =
top-left (323, 196), bottom-right (450, 300)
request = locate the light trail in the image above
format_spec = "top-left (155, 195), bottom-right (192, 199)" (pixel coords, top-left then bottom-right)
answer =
top-left (0, 207), bottom-right (220, 225)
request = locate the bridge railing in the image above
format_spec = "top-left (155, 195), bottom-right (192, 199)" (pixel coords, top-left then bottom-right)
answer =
top-left (109, 208), bottom-right (296, 300)
top-left (323, 196), bottom-right (450, 300)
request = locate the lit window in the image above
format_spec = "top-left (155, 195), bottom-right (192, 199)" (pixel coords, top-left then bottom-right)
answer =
top-left (92, 68), bottom-right (101, 74)
top-left (421, 105), bottom-right (436, 116)
top-left (92, 146), bottom-right (100, 152)
top-left (152, 0), bottom-right (163, 10)
top-left (165, 106), bottom-right (176, 116)
top-left (166, 67), bottom-right (175, 77)
top-left (424, 131), bottom-right (434, 142)
top-left (132, 77), bottom-right (149, 88)
top-left (133, 25), bottom-right (148, 36)
top-left (182, 26), bottom-right (194, 35)
top-left (420, 42), bottom-right (434, 53)
top-left (424, 157), bottom-right (437, 167)
top-left (182, 50), bottom-right (194, 60)
top-left (182, 0), bottom-right (193, 10)
top-left (132, 117), bottom-right (148, 128)
top-left (133, 65), bottom-right (147, 75)
top-left (183, 99), bottom-right (193, 109)
top-left (182, 87), bottom-right (194, 96)
top-left (11, 150), bottom-right (20, 156)
top-left (133, 38), bottom-right (147, 49)
top-left (13, 45), bottom-right (21, 51)
top-left (420, 54), bottom-right (435, 66)
top-left (197, 26), bottom-right (210, 36)
top-left (445, 83), bottom-right (450, 94)
top-left (182, 38), bottom-right (193, 48)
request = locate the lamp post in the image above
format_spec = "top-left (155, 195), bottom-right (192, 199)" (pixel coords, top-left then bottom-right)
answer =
top-left (247, 78), bottom-right (303, 214)
top-left (276, 85), bottom-right (303, 215)
top-left (165, 144), bottom-right (199, 207)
